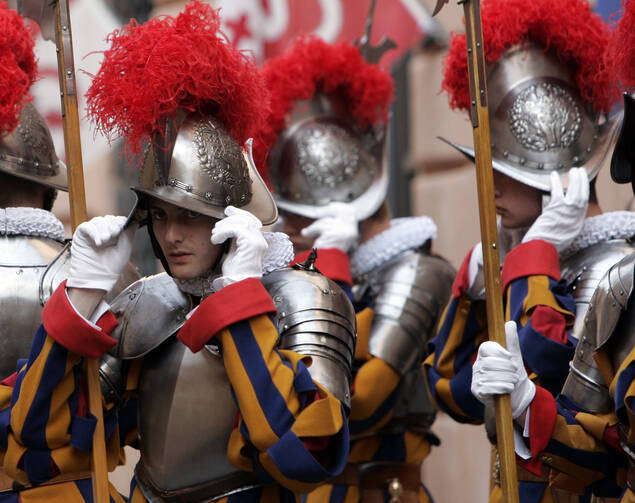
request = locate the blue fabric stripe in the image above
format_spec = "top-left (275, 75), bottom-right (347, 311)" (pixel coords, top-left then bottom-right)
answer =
top-left (545, 437), bottom-right (615, 475)
top-left (518, 481), bottom-right (548, 503)
top-left (448, 363), bottom-right (485, 421)
top-left (508, 276), bottom-right (529, 324)
top-left (0, 492), bottom-right (18, 502)
top-left (615, 361), bottom-right (635, 424)
top-left (373, 432), bottom-right (406, 462)
top-left (11, 325), bottom-right (47, 406)
top-left (22, 448), bottom-right (54, 484)
top-left (519, 320), bottom-right (574, 395)
top-left (74, 478), bottom-right (93, 502)
top-left (229, 320), bottom-right (296, 438)
top-left (267, 406), bottom-right (349, 482)
top-left (329, 484), bottom-right (349, 503)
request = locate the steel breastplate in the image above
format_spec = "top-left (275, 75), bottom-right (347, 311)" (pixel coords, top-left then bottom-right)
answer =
top-left (356, 250), bottom-right (455, 373)
top-left (137, 339), bottom-right (241, 496)
top-left (0, 235), bottom-right (68, 377)
top-left (561, 251), bottom-right (635, 413)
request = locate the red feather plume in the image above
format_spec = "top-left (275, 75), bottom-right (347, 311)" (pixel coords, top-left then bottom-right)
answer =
top-left (86, 0), bottom-right (267, 159)
top-left (0, 1), bottom-right (37, 134)
top-left (607, 0), bottom-right (635, 89)
top-left (442, 0), bottom-right (618, 113)
top-left (255, 36), bottom-right (394, 180)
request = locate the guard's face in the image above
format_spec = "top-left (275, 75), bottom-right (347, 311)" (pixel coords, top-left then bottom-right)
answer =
top-left (277, 209), bottom-right (316, 253)
top-left (493, 170), bottom-right (543, 229)
top-left (149, 199), bottom-right (223, 280)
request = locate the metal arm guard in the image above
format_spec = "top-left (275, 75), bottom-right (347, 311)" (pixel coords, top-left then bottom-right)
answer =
top-left (363, 251), bottom-right (455, 373)
top-left (0, 236), bottom-right (69, 377)
top-left (261, 266), bottom-right (357, 410)
top-left (561, 252), bottom-right (635, 413)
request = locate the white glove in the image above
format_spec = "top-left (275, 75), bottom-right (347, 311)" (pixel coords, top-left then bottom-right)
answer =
top-left (471, 321), bottom-right (535, 418)
top-left (522, 168), bottom-right (589, 252)
top-left (211, 206), bottom-right (268, 290)
top-left (67, 215), bottom-right (136, 293)
top-left (300, 202), bottom-right (359, 252)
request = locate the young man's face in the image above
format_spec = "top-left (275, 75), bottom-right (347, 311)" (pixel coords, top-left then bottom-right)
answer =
top-left (277, 209), bottom-right (316, 253)
top-left (149, 199), bottom-right (223, 280)
top-left (493, 170), bottom-right (543, 229)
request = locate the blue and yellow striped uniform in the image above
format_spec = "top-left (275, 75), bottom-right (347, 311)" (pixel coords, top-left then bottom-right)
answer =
top-left (1, 277), bottom-right (349, 503)
top-left (424, 240), bottom-right (577, 503)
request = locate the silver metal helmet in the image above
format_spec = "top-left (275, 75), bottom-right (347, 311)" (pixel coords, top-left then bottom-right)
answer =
top-left (442, 44), bottom-right (620, 191)
top-left (0, 102), bottom-right (67, 191)
top-left (267, 93), bottom-right (388, 220)
top-left (133, 110), bottom-right (277, 225)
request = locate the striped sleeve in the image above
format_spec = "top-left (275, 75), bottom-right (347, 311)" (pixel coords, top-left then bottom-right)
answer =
top-left (502, 240), bottom-right (576, 395)
top-left (177, 278), bottom-right (350, 492)
top-left (4, 284), bottom-right (130, 486)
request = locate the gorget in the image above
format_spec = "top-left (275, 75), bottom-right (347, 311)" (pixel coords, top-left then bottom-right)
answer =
top-left (174, 231), bottom-right (293, 297)
top-left (0, 207), bottom-right (65, 242)
top-left (350, 216), bottom-right (437, 278)
top-left (561, 211), bottom-right (635, 258)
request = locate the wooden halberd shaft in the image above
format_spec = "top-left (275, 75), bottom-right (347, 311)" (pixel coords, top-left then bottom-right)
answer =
top-left (462, 0), bottom-right (520, 501)
top-left (54, 2), bottom-right (110, 502)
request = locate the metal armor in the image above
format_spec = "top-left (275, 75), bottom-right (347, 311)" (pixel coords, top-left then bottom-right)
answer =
top-left (0, 103), bottom-right (67, 191)
top-left (561, 252), bottom-right (635, 413)
top-left (267, 93), bottom-right (388, 221)
top-left (132, 111), bottom-right (277, 226)
top-left (105, 274), bottom-right (260, 501)
top-left (356, 250), bottom-right (455, 373)
top-left (442, 44), bottom-right (619, 192)
top-left (354, 250), bottom-right (455, 435)
top-left (261, 265), bottom-right (357, 410)
top-left (0, 235), bottom-right (68, 377)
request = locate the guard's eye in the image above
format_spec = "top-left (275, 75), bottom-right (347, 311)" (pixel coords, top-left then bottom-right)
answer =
top-left (149, 209), bottom-right (166, 221)
top-left (186, 210), bottom-right (202, 219)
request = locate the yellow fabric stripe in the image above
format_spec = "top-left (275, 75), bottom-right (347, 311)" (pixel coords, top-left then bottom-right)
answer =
top-left (350, 357), bottom-right (400, 421)
top-left (349, 435), bottom-right (381, 463)
top-left (18, 480), bottom-right (126, 503)
top-left (404, 430), bottom-right (431, 465)
top-left (217, 315), bottom-right (299, 451)
top-left (434, 378), bottom-right (467, 419)
top-left (523, 275), bottom-right (575, 322)
top-left (45, 356), bottom-right (77, 449)
top-left (354, 308), bottom-right (374, 361)
top-left (290, 382), bottom-right (343, 438)
top-left (436, 296), bottom-right (473, 378)
top-left (226, 427), bottom-right (254, 472)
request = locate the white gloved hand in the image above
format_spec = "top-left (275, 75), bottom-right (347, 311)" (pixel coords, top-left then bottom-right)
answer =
top-left (211, 206), bottom-right (268, 291)
top-left (466, 242), bottom-right (484, 298)
top-left (471, 321), bottom-right (535, 418)
top-left (300, 202), bottom-right (359, 252)
top-left (522, 168), bottom-right (589, 252)
top-left (67, 215), bottom-right (136, 293)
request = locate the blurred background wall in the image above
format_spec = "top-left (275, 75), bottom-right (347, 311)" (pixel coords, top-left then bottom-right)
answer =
top-left (26, 0), bottom-right (633, 499)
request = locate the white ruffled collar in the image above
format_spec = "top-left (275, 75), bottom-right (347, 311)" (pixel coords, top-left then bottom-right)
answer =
top-left (561, 211), bottom-right (635, 257)
top-left (350, 216), bottom-right (437, 277)
top-left (0, 207), bottom-right (65, 242)
top-left (174, 231), bottom-right (294, 297)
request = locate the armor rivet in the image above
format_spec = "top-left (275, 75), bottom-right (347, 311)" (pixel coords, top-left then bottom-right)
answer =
top-left (612, 302), bottom-right (617, 307)
top-left (62, 25), bottom-right (68, 31)
top-left (492, 243), bottom-right (496, 249)
top-left (593, 135), bottom-right (599, 140)
top-left (129, 293), bottom-right (136, 301)
top-left (283, 324), bottom-right (289, 331)
top-left (572, 286), bottom-right (576, 291)
top-left (66, 70), bottom-right (72, 77)
top-left (580, 350), bottom-right (584, 356)
top-left (322, 288), bottom-right (329, 294)
top-left (471, 100), bottom-right (476, 106)
top-left (503, 151), bottom-right (508, 158)
top-left (186, 185), bottom-right (193, 192)
top-left (280, 312), bottom-right (286, 317)
top-left (573, 156), bottom-right (579, 163)
top-left (519, 158), bottom-right (526, 165)
top-left (205, 192), bottom-right (212, 199)
top-left (621, 291), bottom-right (625, 296)
top-left (586, 147), bottom-right (592, 153)
top-left (467, 47), bottom-right (472, 53)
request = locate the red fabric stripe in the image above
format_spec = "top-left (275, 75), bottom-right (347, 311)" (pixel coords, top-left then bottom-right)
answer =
top-left (602, 424), bottom-right (622, 452)
top-left (293, 248), bottom-right (352, 285)
top-left (529, 385), bottom-right (558, 458)
top-left (177, 278), bottom-right (276, 353)
top-left (41, 281), bottom-right (118, 358)
top-left (529, 305), bottom-right (568, 344)
top-left (1, 372), bottom-right (18, 387)
top-left (501, 240), bottom-right (561, 291)
top-left (452, 248), bottom-right (473, 298)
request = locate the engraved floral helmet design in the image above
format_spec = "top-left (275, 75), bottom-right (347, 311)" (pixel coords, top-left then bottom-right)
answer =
top-left (0, 3), bottom-right (67, 191)
top-left (86, 1), bottom-right (277, 225)
top-left (256, 37), bottom-right (394, 220)
top-left (441, 0), bottom-right (621, 192)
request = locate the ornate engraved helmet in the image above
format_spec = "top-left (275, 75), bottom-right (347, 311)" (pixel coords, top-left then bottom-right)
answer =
top-left (256, 37), bottom-right (394, 220)
top-left (607, 0), bottom-right (635, 190)
top-left (0, 4), bottom-right (66, 191)
top-left (441, 0), bottom-right (621, 192)
top-left (86, 1), bottom-right (277, 225)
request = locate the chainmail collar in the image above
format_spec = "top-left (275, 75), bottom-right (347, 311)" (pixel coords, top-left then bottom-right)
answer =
top-left (350, 216), bottom-right (438, 277)
top-left (174, 231), bottom-right (294, 298)
top-left (0, 207), bottom-right (65, 242)
top-left (561, 211), bottom-right (635, 257)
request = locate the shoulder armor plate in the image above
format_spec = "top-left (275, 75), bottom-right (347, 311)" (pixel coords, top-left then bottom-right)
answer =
top-left (561, 239), bottom-right (635, 336)
top-left (561, 252), bottom-right (635, 413)
top-left (108, 273), bottom-right (192, 359)
top-left (261, 267), bottom-right (357, 410)
top-left (363, 250), bottom-right (455, 373)
top-left (0, 236), bottom-right (68, 377)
